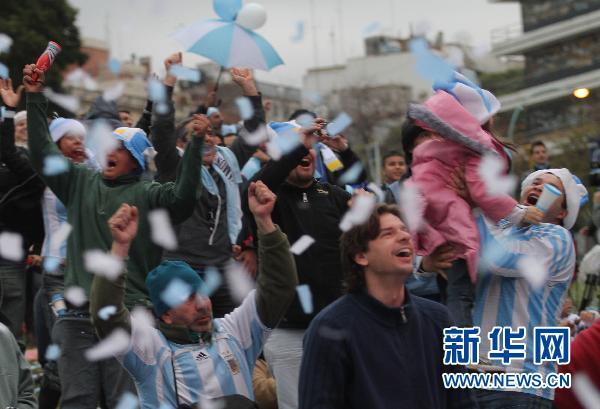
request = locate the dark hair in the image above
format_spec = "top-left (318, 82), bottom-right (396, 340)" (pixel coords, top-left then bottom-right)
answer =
top-left (288, 109), bottom-right (316, 121)
top-left (530, 140), bottom-right (546, 154)
top-left (340, 204), bottom-right (404, 293)
top-left (382, 150), bottom-right (405, 165)
top-left (482, 120), bottom-right (516, 152)
top-left (400, 117), bottom-right (425, 165)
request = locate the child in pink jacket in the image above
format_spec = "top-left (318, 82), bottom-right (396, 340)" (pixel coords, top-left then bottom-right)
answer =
top-left (402, 74), bottom-right (542, 326)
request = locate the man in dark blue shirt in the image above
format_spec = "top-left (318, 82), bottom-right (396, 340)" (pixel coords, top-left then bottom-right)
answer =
top-left (298, 204), bottom-right (476, 409)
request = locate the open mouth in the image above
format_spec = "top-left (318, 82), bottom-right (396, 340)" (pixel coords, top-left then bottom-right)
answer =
top-left (394, 249), bottom-right (412, 258)
top-left (107, 160), bottom-right (117, 168)
top-left (527, 194), bottom-right (539, 205)
top-left (299, 158), bottom-right (311, 167)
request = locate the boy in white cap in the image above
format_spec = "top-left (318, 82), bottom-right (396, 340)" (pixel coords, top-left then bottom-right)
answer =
top-left (464, 168), bottom-right (589, 407)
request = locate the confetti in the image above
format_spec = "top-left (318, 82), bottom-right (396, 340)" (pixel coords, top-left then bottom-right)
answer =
top-left (169, 64), bottom-right (201, 82)
top-left (160, 278), bottom-right (192, 308)
top-left (0, 232), bottom-right (23, 261)
top-left (295, 113), bottom-right (315, 128)
top-left (64, 68), bottom-right (98, 91)
top-left (64, 286), bottom-right (87, 307)
top-left (396, 183), bottom-right (425, 233)
top-left (85, 328), bottom-right (130, 361)
top-left (0, 34), bottom-right (13, 53)
top-left (148, 77), bottom-right (166, 103)
top-left (45, 344), bottom-right (61, 361)
top-left (86, 119), bottom-right (119, 169)
top-left (225, 261), bottom-right (255, 303)
top-left (43, 257), bottom-right (61, 273)
top-left (43, 88), bottom-right (81, 113)
top-left (84, 250), bottom-right (125, 281)
top-left (0, 63), bottom-right (8, 79)
top-left (108, 58), bottom-right (121, 75)
top-left (290, 235), bottom-right (315, 255)
top-left (338, 162), bottom-right (364, 185)
top-left (517, 256), bottom-right (548, 290)
top-left (362, 21), bottom-right (380, 37)
top-left (326, 112), bottom-right (353, 137)
top-left (266, 128), bottom-right (302, 161)
top-left (290, 21), bottom-right (305, 42)
top-left (409, 38), bottom-right (455, 83)
top-left (235, 97), bottom-right (254, 120)
top-left (148, 209), bottom-right (177, 251)
top-left (199, 267), bottom-right (222, 297)
top-left (115, 392), bottom-right (138, 409)
top-left (296, 284), bottom-right (314, 314)
top-left (242, 124), bottom-right (270, 145)
top-left (339, 194), bottom-right (377, 232)
top-left (98, 305), bottom-right (118, 320)
top-left (102, 82), bottom-right (126, 101)
top-left (573, 373), bottom-right (600, 409)
top-left (478, 154), bottom-right (516, 196)
top-left (241, 157), bottom-right (262, 180)
top-left (43, 155), bottom-right (69, 176)
top-left (130, 307), bottom-right (157, 354)
top-left (367, 182), bottom-right (385, 203)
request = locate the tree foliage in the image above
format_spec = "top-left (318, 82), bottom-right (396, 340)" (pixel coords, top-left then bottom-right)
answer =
top-left (0, 0), bottom-right (87, 104)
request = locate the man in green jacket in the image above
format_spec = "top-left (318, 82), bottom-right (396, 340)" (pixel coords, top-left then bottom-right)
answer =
top-left (22, 63), bottom-right (206, 408)
top-left (90, 180), bottom-right (298, 408)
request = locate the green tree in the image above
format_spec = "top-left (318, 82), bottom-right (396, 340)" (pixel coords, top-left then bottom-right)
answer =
top-left (0, 0), bottom-right (87, 106)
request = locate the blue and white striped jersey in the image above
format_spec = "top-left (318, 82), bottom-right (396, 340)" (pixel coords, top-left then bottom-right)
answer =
top-left (473, 215), bottom-right (574, 400)
top-left (119, 290), bottom-right (269, 409)
top-left (41, 187), bottom-right (68, 261)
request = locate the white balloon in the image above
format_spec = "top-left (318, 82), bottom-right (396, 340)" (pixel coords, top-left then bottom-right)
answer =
top-left (236, 3), bottom-right (267, 30)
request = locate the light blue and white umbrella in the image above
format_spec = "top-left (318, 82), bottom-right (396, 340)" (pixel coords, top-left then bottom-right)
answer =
top-left (172, 18), bottom-right (283, 71)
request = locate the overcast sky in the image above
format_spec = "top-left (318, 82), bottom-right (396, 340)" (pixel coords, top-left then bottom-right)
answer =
top-left (68, 0), bottom-right (521, 86)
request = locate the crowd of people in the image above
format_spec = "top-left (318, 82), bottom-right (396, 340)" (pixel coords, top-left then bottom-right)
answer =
top-left (0, 48), bottom-right (599, 409)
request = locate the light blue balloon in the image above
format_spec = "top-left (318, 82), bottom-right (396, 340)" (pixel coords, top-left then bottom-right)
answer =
top-left (213, 0), bottom-right (242, 21)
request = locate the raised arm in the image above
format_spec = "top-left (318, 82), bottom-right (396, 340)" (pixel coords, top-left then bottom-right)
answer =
top-left (90, 204), bottom-right (139, 338)
top-left (23, 64), bottom-right (85, 205)
top-left (150, 52), bottom-right (182, 183)
top-left (250, 181), bottom-right (298, 327)
top-left (147, 114), bottom-right (205, 224)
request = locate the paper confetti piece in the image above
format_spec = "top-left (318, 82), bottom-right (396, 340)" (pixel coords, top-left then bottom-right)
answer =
top-left (85, 328), bottom-right (130, 361)
top-left (290, 21), bottom-right (305, 42)
top-left (0, 34), bottom-right (13, 53)
top-left (115, 392), bottom-right (138, 409)
top-left (242, 124), bottom-right (270, 145)
top-left (362, 21), bottom-right (380, 37)
top-left (43, 257), bottom-right (61, 273)
top-left (241, 157), bottom-right (262, 180)
top-left (108, 58), bottom-right (121, 75)
top-left (225, 261), bottom-right (255, 303)
top-left (0, 63), bottom-right (8, 79)
top-left (396, 183), bottom-right (425, 233)
top-left (148, 77), bottom-right (166, 103)
top-left (43, 155), bottom-right (69, 176)
top-left (573, 373), bottom-right (600, 409)
top-left (161, 278), bottom-right (192, 308)
top-left (0, 232), bottom-right (23, 261)
top-left (295, 113), bottom-right (315, 128)
top-left (236, 96), bottom-right (254, 120)
top-left (296, 284), bottom-right (314, 314)
top-left (148, 209), bottom-right (177, 251)
top-left (326, 112), bottom-right (353, 137)
top-left (84, 250), bottom-right (124, 281)
top-left (339, 194), bottom-right (377, 232)
top-left (86, 120), bottom-right (120, 169)
top-left (517, 256), bottom-right (548, 290)
top-left (43, 88), bottom-right (81, 112)
top-left (64, 68), bottom-right (98, 91)
top-left (98, 305), bottom-right (118, 321)
top-left (169, 64), bottom-right (201, 82)
top-left (199, 267), bottom-right (222, 297)
top-left (290, 235), bottom-right (315, 255)
top-left (478, 154), bottom-right (516, 196)
top-left (64, 286), bottom-right (87, 307)
top-left (102, 82), bottom-right (125, 101)
top-left (409, 38), bottom-right (455, 83)
top-left (45, 344), bottom-right (61, 361)
top-left (266, 128), bottom-right (302, 161)
top-left (367, 182), bottom-right (385, 203)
